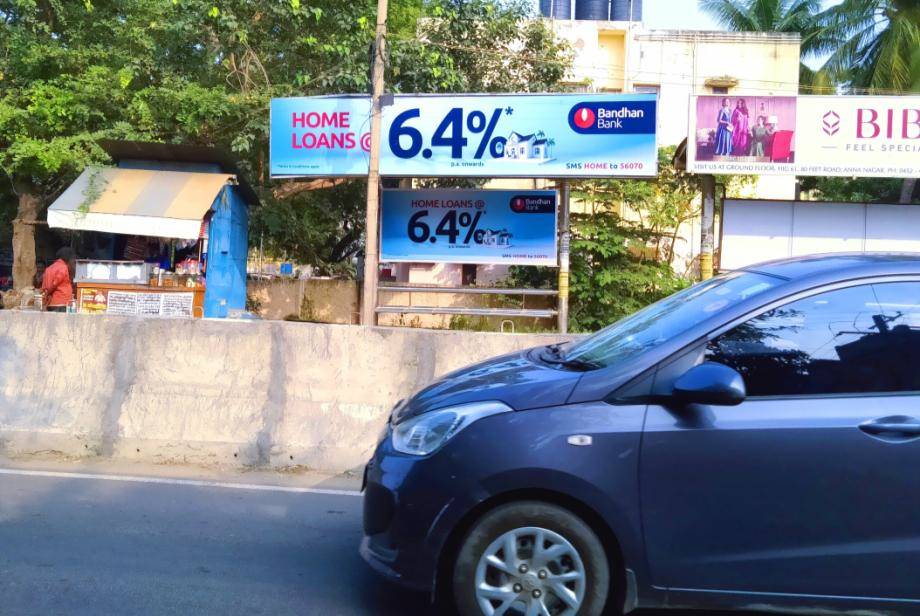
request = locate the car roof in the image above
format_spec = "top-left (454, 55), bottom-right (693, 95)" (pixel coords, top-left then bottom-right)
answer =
top-left (740, 253), bottom-right (920, 282)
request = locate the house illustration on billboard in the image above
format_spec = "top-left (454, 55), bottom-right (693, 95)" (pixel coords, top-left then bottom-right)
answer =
top-left (503, 130), bottom-right (554, 163)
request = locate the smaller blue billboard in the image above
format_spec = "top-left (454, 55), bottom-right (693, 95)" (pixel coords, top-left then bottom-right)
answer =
top-left (381, 189), bottom-right (557, 266)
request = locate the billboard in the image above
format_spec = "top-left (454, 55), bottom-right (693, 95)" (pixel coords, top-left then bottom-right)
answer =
top-left (796, 96), bottom-right (919, 178)
top-left (270, 96), bottom-right (372, 177)
top-left (380, 189), bottom-right (557, 265)
top-left (270, 93), bottom-right (658, 178)
top-left (688, 95), bottom-right (919, 177)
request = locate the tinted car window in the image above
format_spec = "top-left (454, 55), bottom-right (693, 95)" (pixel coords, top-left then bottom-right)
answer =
top-left (564, 271), bottom-right (780, 369)
top-left (869, 281), bottom-right (920, 391)
top-left (706, 282), bottom-right (920, 396)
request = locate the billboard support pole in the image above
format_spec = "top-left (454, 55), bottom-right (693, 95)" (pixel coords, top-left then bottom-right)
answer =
top-left (700, 174), bottom-right (715, 280)
top-left (360, 0), bottom-right (389, 327)
top-left (558, 180), bottom-right (571, 334)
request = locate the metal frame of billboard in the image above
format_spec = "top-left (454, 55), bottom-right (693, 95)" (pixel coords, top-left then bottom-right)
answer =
top-left (270, 91), bottom-right (661, 331)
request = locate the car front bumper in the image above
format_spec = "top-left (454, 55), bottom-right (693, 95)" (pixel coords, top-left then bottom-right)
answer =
top-left (359, 431), bottom-right (487, 594)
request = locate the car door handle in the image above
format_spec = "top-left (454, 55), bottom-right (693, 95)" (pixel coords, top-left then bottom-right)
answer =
top-left (859, 418), bottom-right (920, 437)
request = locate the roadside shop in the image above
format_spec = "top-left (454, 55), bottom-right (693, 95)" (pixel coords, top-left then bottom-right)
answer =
top-left (46, 141), bottom-right (255, 318)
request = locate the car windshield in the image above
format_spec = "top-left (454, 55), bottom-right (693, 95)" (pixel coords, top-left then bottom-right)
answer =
top-left (563, 271), bottom-right (782, 369)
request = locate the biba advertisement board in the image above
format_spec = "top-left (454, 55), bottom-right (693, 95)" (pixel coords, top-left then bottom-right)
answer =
top-left (688, 94), bottom-right (919, 177)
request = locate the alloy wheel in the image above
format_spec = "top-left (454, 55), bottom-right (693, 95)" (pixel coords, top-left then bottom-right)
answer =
top-left (474, 526), bottom-right (586, 616)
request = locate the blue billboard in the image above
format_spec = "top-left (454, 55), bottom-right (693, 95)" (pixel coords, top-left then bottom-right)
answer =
top-left (380, 189), bottom-right (557, 266)
top-left (270, 93), bottom-right (657, 178)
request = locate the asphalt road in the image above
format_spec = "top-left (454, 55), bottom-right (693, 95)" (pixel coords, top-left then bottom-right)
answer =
top-left (0, 466), bottom-right (774, 616)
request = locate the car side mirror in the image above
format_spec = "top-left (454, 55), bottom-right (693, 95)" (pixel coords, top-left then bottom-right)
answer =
top-left (672, 362), bottom-right (746, 406)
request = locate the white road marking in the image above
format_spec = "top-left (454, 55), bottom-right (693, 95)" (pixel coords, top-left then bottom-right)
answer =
top-left (0, 467), bottom-right (362, 497)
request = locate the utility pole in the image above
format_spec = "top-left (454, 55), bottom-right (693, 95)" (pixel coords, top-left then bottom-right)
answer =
top-left (557, 180), bottom-right (570, 334)
top-left (360, 0), bottom-right (388, 326)
top-left (700, 174), bottom-right (715, 280)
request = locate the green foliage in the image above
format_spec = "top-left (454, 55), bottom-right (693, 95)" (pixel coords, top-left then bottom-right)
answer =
top-left (413, 0), bottom-right (573, 93)
top-left (251, 182), bottom-right (366, 275)
top-left (0, 0), bottom-right (573, 274)
top-left (506, 147), bottom-right (692, 333)
top-left (814, 0), bottom-right (920, 93)
top-left (448, 315), bottom-right (553, 333)
top-left (702, 0), bottom-right (920, 94)
top-left (77, 167), bottom-right (108, 214)
top-left (800, 176), bottom-right (919, 204)
top-left (702, 0), bottom-right (918, 203)
top-left (565, 211), bottom-right (689, 332)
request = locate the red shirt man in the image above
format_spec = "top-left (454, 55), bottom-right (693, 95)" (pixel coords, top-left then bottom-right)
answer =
top-left (41, 247), bottom-right (76, 311)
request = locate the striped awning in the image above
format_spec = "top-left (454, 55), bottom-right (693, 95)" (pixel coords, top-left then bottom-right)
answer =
top-left (47, 167), bottom-right (235, 239)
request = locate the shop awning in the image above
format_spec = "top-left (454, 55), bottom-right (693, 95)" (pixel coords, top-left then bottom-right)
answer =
top-left (47, 167), bottom-right (235, 239)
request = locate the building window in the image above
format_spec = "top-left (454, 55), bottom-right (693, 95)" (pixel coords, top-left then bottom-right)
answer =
top-left (634, 85), bottom-right (659, 94)
top-left (461, 264), bottom-right (477, 286)
top-left (711, 86), bottom-right (729, 94)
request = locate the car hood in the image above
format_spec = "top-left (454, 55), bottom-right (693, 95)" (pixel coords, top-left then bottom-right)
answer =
top-left (392, 347), bottom-right (582, 424)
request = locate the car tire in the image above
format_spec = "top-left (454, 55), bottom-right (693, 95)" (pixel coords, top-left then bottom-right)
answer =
top-left (453, 501), bottom-right (610, 616)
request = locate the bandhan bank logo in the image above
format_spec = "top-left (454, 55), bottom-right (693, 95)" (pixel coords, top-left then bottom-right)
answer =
top-left (572, 107), bottom-right (596, 130)
top-left (567, 101), bottom-right (656, 134)
top-left (822, 110), bottom-right (840, 136)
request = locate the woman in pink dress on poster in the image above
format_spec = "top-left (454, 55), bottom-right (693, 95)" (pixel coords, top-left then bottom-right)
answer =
top-left (731, 99), bottom-right (750, 155)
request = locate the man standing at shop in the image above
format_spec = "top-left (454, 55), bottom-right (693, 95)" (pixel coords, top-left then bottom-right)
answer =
top-left (41, 247), bottom-right (76, 312)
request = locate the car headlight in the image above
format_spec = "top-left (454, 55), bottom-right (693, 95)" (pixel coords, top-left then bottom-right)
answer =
top-left (391, 401), bottom-right (512, 456)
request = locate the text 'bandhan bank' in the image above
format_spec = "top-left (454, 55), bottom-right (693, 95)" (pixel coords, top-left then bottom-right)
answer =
top-left (270, 93), bottom-right (658, 179)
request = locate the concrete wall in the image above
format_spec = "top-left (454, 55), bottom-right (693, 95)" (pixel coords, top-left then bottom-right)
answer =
top-left (0, 311), bottom-right (566, 473)
top-left (247, 278), bottom-right (359, 323)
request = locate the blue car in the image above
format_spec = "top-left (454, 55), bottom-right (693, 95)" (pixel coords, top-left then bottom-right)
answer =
top-left (361, 254), bottom-right (920, 615)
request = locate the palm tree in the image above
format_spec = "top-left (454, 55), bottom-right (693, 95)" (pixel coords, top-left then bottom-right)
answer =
top-left (700, 0), bottom-right (826, 88)
top-left (702, 0), bottom-right (919, 202)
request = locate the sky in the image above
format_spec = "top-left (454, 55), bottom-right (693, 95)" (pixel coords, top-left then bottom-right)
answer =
top-left (530, 0), bottom-right (844, 32)
top-left (642, 0), bottom-right (843, 31)
top-left (573, 0), bottom-right (845, 69)
top-left (642, 0), bottom-right (721, 30)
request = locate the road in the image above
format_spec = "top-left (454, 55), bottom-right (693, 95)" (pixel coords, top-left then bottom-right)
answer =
top-left (0, 464), bottom-right (775, 616)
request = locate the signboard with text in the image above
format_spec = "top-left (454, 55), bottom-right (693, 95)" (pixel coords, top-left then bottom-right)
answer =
top-left (270, 94), bottom-right (658, 178)
top-left (687, 94), bottom-right (919, 177)
top-left (380, 189), bottom-right (557, 265)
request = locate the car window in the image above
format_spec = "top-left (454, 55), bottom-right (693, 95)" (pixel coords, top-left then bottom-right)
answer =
top-left (564, 271), bottom-right (781, 369)
top-left (706, 282), bottom-right (920, 397)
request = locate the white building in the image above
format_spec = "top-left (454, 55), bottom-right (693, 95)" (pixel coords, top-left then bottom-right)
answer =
top-left (387, 18), bottom-right (801, 287)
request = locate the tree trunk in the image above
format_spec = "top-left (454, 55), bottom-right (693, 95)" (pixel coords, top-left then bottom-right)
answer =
top-left (12, 189), bottom-right (40, 291)
top-left (900, 178), bottom-right (917, 204)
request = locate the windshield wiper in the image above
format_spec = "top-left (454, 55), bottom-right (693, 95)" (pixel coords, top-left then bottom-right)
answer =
top-left (539, 352), bottom-right (601, 371)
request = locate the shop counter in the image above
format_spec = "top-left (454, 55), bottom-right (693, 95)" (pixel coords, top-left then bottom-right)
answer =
top-left (76, 282), bottom-right (205, 318)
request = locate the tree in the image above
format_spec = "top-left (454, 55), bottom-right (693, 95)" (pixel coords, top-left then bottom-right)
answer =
top-left (243, 0), bottom-right (572, 267)
top-left (799, 175), bottom-right (919, 203)
top-left (814, 0), bottom-right (920, 94)
top-left (505, 147), bottom-right (693, 333)
top-left (703, 0), bottom-right (920, 204)
top-left (0, 1), bottom-right (248, 289)
top-left (814, 0), bottom-right (919, 204)
top-left (417, 0), bottom-right (572, 93)
top-left (2, 2), bottom-right (140, 287)
top-left (700, 0), bottom-right (826, 89)
top-left (1, 0), bottom-right (571, 282)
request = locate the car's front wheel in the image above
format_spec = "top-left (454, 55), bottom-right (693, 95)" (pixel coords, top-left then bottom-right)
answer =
top-left (453, 501), bottom-right (610, 616)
